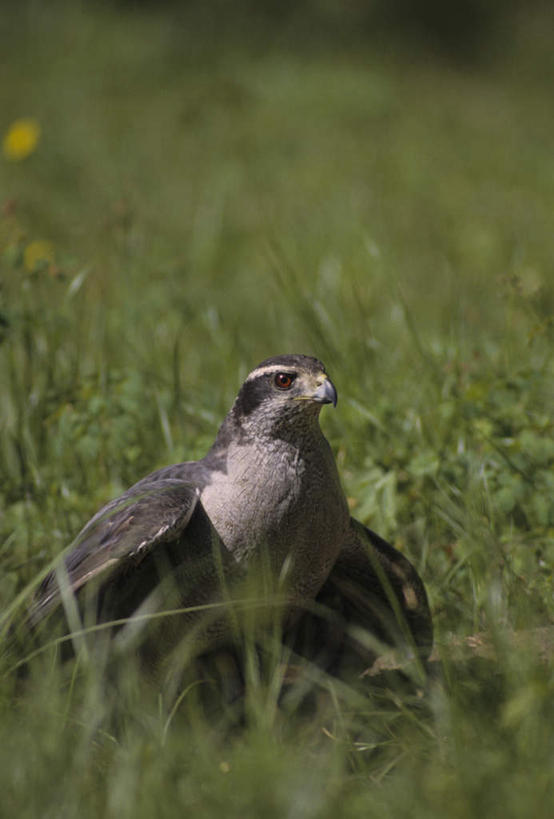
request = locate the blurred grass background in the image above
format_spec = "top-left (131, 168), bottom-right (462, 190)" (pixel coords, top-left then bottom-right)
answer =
top-left (1, 1), bottom-right (553, 816)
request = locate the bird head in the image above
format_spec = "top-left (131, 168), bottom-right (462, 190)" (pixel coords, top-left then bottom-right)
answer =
top-left (227, 354), bottom-right (337, 441)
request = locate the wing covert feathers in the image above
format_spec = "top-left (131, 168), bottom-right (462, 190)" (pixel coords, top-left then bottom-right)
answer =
top-left (32, 480), bottom-right (200, 623)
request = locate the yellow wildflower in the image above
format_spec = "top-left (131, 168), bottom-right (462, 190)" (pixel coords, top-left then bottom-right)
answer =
top-left (24, 240), bottom-right (55, 272)
top-left (3, 118), bottom-right (41, 161)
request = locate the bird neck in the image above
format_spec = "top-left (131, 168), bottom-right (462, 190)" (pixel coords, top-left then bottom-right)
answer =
top-left (210, 404), bottom-right (325, 454)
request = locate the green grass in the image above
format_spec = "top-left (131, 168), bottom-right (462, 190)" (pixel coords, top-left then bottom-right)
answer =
top-left (1, 3), bottom-right (553, 816)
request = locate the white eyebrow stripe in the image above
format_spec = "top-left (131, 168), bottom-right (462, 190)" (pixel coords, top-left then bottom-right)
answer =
top-left (245, 365), bottom-right (298, 382)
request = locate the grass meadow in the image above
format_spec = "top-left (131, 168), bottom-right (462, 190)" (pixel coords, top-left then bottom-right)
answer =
top-left (1, 3), bottom-right (553, 817)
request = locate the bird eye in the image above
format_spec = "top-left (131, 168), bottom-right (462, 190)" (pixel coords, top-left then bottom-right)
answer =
top-left (274, 372), bottom-right (295, 390)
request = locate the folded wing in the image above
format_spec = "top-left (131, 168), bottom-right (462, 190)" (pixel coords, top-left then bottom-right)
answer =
top-left (31, 479), bottom-right (222, 625)
top-left (291, 517), bottom-right (433, 675)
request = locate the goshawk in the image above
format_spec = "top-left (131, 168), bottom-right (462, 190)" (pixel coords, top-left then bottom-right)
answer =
top-left (33, 355), bottom-right (433, 673)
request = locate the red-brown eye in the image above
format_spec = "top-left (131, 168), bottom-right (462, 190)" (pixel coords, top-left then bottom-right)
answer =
top-left (274, 372), bottom-right (295, 390)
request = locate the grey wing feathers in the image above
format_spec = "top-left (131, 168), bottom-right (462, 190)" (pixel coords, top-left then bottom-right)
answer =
top-left (335, 518), bottom-right (433, 654)
top-left (131, 458), bottom-right (220, 490)
top-left (296, 517), bottom-right (433, 672)
top-left (33, 479), bottom-right (200, 621)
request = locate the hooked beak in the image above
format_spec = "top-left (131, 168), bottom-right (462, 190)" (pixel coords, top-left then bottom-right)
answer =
top-left (312, 377), bottom-right (338, 407)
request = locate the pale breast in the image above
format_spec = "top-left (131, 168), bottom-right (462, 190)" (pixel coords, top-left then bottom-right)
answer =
top-left (200, 436), bottom-right (349, 596)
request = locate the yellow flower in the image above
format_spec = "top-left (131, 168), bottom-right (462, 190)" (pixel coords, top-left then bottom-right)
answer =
top-left (24, 240), bottom-right (55, 272)
top-left (3, 118), bottom-right (41, 161)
